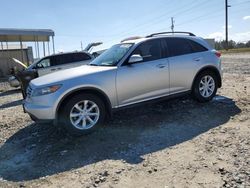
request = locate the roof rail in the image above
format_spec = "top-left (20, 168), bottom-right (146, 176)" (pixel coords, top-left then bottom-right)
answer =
top-left (121, 36), bottom-right (142, 42)
top-left (146, 31), bottom-right (195, 38)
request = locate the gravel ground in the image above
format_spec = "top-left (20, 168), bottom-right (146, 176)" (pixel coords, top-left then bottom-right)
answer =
top-left (0, 53), bottom-right (249, 188)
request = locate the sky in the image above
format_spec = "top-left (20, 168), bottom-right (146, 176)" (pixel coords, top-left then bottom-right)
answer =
top-left (1, 0), bottom-right (250, 56)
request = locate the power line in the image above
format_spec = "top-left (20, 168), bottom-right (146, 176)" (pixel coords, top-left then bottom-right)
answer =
top-left (101, 0), bottom-right (201, 41)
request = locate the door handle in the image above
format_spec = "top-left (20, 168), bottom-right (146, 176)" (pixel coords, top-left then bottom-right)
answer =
top-left (51, 68), bottom-right (62, 71)
top-left (156, 64), bottom-right (167, 68)
top-left (194, 57), bottom-right (202, 62)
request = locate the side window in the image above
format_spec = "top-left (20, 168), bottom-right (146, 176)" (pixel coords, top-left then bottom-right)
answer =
top-left (36, 58), bottom-right (51, 69)
top-left (53, 54), bottom-right (70, 66)
top-left (73, 53), bottom-right (91, 62)
top-left (166, 38), bottom-right (193, 57)
top-left (54, 53), bottom-right (91, 66)
top-left (130, 39), bottom-right (162, 63)
top-left (188, 40), bottom-right (208, 53)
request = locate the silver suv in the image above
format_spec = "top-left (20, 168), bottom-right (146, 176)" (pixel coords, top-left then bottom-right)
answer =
top-left (24, 32), bottom-right (222, 135)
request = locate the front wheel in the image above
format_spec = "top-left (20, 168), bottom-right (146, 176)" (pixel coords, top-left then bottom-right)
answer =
top-left (192, 71), bottom-right (218, 103)
top-left (59, 93), bottom-right (106, 136)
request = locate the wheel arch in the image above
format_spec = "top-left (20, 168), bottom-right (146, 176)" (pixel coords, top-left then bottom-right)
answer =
top-left (192, 66), bottom-right (222, 90)
top-left (55, 87), bottom-right (112, 124)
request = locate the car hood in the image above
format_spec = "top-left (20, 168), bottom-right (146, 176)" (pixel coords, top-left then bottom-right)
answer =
top-left (12, 58), bottom-right (28, 69)
top-left (31, 65), bottom-right (116, 87)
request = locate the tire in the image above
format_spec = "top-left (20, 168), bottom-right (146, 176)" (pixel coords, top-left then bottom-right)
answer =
top-left (192, 70), bottom-right (218, 103)
top-left (59, 93), bottom-right (106, 136)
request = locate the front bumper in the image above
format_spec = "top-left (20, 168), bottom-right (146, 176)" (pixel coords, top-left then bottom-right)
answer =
top-left (24, 102), bottom-right (55, 120)
top-left (23, 91), bottom-right (58, 122)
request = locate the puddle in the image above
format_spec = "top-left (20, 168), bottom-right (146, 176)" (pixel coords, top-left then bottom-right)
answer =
top-left (213, 96), bottom-right (234, 104)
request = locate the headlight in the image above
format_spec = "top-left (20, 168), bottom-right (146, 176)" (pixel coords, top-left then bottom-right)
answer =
top-left (32, 85), bottom-right (62, 97)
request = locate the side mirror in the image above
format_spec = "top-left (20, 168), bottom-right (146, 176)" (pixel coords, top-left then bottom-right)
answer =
top-left (128, 54), bottom-right (143, 64)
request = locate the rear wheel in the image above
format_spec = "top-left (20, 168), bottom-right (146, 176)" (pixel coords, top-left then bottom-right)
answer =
top-left (192, 71), bottom-right (218, 102)
top-left (59, 94), bottom-right (106, 136)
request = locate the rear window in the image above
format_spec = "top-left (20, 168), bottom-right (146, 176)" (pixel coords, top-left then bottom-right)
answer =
top-left (72, 53), bottom-right (91, 62)
top-left (165, 38), bottom-right (193, 57)
top-left (188, 40), bottom-right (208, 53)
top-left (53, 53), bottom-right (91, 66)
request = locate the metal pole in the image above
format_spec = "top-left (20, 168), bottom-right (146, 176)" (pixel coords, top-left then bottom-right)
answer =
top-left (37, 37), bottom-right (40, 58)
top-left (47, 41), bottom-right (50, 55)
top-left (5, 39), bottom-right (10, 75)
top-left (34, 36), bottom-right (37, 58)
top-left (43, 41), bottom-right (46, 57)
top-left (0, 42), bottom-right (3, 50)
top-left (19, 36), bottom-right (24, 63)
top-left (52, 36), bottom-right (55, 54)
top-left (225, 0), bottom-right (229, 51)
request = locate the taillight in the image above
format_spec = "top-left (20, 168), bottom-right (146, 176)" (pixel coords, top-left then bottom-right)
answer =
top-left (215, 51), bottom-right (221, 58)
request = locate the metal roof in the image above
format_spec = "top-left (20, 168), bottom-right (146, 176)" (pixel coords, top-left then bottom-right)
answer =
top-left (0, 28), bottom-right (55, 42)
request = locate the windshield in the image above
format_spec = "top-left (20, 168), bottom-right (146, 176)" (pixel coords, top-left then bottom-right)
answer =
top-left (27, 59), bottom-right (41, 70)
top-left (90, 43), bottom-right (133, 66)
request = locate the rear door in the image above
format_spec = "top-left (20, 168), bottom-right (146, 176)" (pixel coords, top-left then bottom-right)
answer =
top-left (165, 37), bottom-right (203, 94)
top-left (116, 39), bottom-right (170, 106)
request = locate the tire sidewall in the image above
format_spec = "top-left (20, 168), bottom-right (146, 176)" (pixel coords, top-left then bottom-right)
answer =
top-left (60, 93), bottom-right (106, 136)
top-left (193, 71), bottom-right (218, 102)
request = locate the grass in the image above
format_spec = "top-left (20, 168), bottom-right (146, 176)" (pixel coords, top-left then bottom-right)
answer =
top-left (220, 48), bottom-right (250, 54)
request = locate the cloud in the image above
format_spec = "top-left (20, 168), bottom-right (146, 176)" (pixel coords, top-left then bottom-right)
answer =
top-left (232, 31), bottom-right (250, 42)
top-left (222, 25), bottom-right (232, 29)
top-left (207, 31), bottom-right (250, 42)
top-left (243, 16), bottom-right (250, 20)
top-left (207, 32), bottom-right (224, 41)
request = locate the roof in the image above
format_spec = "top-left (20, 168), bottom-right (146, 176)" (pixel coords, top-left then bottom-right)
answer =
top-left (121, 31), bottom-right (198, 44)
top-left (0, 28), bottom-right (55, 42)
top-left (39, 51), bottom-right (92, 59)
top-left (121, 33), bottom-right (212, 50)
top-left (122, 35), bottom-right (197, 44)
top-left (0, 44), bottom-right (28, 50)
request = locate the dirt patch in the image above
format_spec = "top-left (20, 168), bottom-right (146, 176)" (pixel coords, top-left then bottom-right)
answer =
top-left (0, 54), bottom-right (249, 188)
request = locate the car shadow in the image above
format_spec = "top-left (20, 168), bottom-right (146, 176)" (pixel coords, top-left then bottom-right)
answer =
top-left (0, 95), bottom-right (241, 182)
top-left (0, 99), bottom-right (23, 109)
top-left (0, 89), bottom-right (20, 97)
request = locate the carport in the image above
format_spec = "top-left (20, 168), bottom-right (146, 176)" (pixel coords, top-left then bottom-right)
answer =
top-left (0, 28), bottom-right (55, 62)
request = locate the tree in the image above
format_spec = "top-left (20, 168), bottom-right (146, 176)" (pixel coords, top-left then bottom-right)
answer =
top-left (214, 40), bottom-right (250, 50)
top-left (246, 40), bottom-right (250, 48)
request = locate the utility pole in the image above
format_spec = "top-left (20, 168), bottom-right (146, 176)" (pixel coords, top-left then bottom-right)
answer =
top-left (81, 41), bottom-right (83, 51)
top-left (171, 17), bottom-right (175, 33)
top-left (225, 0), bottom-right (231, 50)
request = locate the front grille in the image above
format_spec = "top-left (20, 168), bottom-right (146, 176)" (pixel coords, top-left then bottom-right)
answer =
top-left (26, 85), bottom-right (33, 97)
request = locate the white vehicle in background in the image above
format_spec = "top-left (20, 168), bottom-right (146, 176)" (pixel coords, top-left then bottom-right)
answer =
top-left (8, 42), bottom-right (103, 96)
top-left (16, 51), bottom-right (94, 97)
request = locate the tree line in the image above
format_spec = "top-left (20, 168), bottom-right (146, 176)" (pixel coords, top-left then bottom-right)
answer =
top-left (215, 40), bottom-right (250, 50)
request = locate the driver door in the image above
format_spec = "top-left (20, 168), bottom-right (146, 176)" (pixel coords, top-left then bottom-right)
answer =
top-left (36, 57), bottom-right (55, 76)
top-left (116, 39), bottom-right (169, 106)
